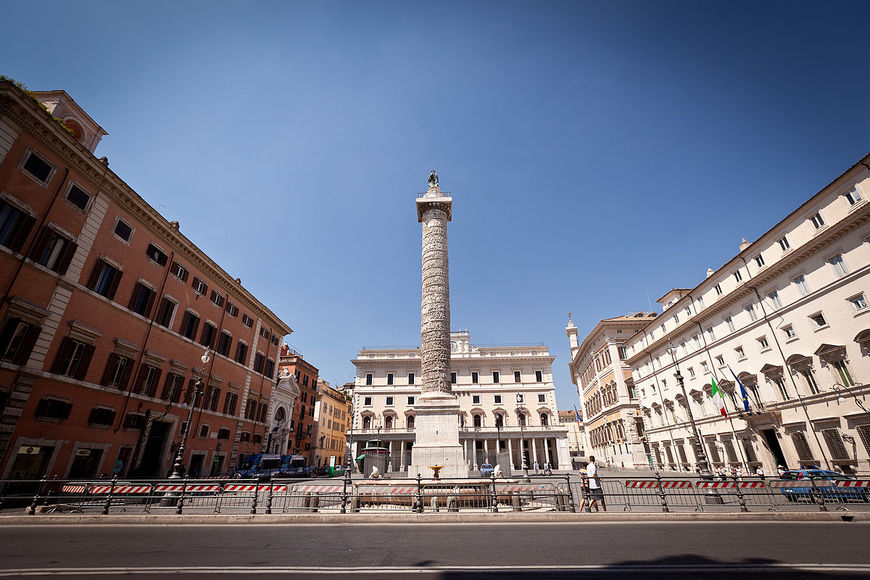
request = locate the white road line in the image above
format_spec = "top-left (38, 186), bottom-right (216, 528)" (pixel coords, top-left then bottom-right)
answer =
top-left (2, 564), bottom-right (870, 576)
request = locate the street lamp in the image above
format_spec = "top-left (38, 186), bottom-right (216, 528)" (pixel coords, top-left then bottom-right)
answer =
top-left (831, 382), bottom-right (868, 414)
top-left (667, 345), bottom-right (721, 503)
top-left (516, 393), bottom-right (531, 483)
top-left (169, 349), bottom-right (210, 479)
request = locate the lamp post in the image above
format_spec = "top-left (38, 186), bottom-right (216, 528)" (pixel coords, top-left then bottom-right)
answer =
top-left (516, 393), bottom-right (531, 483)
top-left (832, 382), bottom-right (868, 414)
top-left (667, 345), bottom-right (721, 503)
top-left (169, 349), bottom-right (210, 479)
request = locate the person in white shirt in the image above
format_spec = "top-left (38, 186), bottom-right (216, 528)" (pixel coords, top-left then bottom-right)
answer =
top-left (585, 455), bottom-right (606, 512)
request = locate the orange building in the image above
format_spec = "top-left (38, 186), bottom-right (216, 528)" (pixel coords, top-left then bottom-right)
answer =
top-left (0, 81), bottom-right (291, 480)
top-left (278, 346), bottom-right (318, 464)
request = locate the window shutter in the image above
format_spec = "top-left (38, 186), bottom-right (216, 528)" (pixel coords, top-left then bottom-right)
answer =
top-left (27, 227), bottom-right (51, 263)
top-left (15, 323), bottom-right (40, 365)
top-left (144, 289), bottom-right (156, 318)
top-left (50, 337), bottom-right (72, 374)
top-left (0, 318), bottom-right (21, 358)
top-left (86, 261), bottom-right (102, 290)
top-left (75, 344), bottom-right (95, 381)
top-left (150, 369), bottom-right (162, 396)
top-left (56, 240), bottom-right (77, 276)
top-left (100, 353), bottom-right (118, 386)
top-left (106, 269), bottom-right (122, 300)
top-left (9, 213), bottom-right (35, 253)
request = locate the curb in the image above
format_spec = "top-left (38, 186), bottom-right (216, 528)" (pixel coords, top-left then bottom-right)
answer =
top-left (0, 511), bottom-right (862, 525)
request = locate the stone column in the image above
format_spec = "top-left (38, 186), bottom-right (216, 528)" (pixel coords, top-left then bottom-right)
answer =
top-left (507, 438), bottom-right (514, 468)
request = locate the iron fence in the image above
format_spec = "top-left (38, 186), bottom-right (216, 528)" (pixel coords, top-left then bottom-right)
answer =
top-left (1, 472), bottom-right (867, 516)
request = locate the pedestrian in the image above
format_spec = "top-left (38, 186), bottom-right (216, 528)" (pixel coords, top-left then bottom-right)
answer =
top-left (585, 455), bottom-right (606, 512)
top-left (534, 460), bottom-right (539, 475)
top-left (578, 467), bottom-right (589, 512)
top-left (755, 466), bottom-right (765, 481)
top-left (545, 462), bottom-right (552, 476)
top-left (776, 465), bottom-right (786, 477)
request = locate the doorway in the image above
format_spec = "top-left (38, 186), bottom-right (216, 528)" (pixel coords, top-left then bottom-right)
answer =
top-left (188, 453), bottom-right (205, 478)
top-left (138, 421), bottom-right (170, 477)
top-left (761, 428), bottom-right (788, 469)
top-left (68, 449), bottom-right (104, 479)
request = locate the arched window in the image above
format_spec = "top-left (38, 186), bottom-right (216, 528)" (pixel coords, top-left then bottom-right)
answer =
top-left (473, 414), bottom-right (482, 428)
top-left (274, 407), bottom-right (286, 423)
top-left (540, 413), bottom-right (548, 426)
top-left (407, 415), bottom-right (415, 429)
top-left (518, 412), bottom-right (526, 427)
top-left (495, 414), bottom-right (504, 428)
top-left (362, 416), bottom-right (371, 429)
top-left (385, 415), bottom-right (393, 429)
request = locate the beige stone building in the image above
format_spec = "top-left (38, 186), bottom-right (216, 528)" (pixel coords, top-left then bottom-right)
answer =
top-left (566, 314), bottom-right (657, 468)
top-left (625, 154), bottom-right (870, 474)
top-left (311, 379), bottom-right (350, 469)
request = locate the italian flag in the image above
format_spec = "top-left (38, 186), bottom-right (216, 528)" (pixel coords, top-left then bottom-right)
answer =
top-left (711, 377), bottom-right (727, 417)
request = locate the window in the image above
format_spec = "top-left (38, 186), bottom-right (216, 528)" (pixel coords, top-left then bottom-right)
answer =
top-left (242, 314), bottom-right (253, 327)
top-left (745, 304), bottom-right (757, 321)
top-left (822, 429), bottom-right (849, 460)
top-left (492, 371), bottom-right (500, 383)
top-left (793, 275), bottom-right (809, 296)
top-left (210, 290), bottom-right (224, 308)
top-left (87, 407), bottom-right (115, 427)
top-left (849, 294), bottom-right (868, 312)
top-left (809, 312), bottom-right (827, 328)
top-left (774, 377), bottom-right (790, 400)
top-left (387, 373), bottom-right (394, 385)
top-left (758, 336), bottom-right (769, 349)
top-left (217, 331), bottom-right (232, 357)
top-left (408, 372), bottom-right (415, 385)
top-left (754, 254), bottom-right (765, 267)
top-left (734, 270), bottom-right (742, 283)
top-left (206, 385), bottom-right (221, 412)
top-left (687, 366), bottom-right (695, 378)
top-left (264, 358), bottom-right (274, 377)
top-left (161, 373), bottom-right (185, 403)
top-left (365, 373), bottom-right (373, 385)
top-left (725, 317), bottom-right (735, 333)
top-left (696, 296), bottom-right (704, 309)
top-left (514, 371), bottom-right (521, 383)
top-left (386, 396), bottom-right (394, 406)
top-left (810, 212), bottom-right (825, 229)
top-left (516, 394), bottom-right (524, 403)
top-left (223, 392), bottom-right (239, 415)
top-left (494, 395), bottom-right (502, 404)
top-left (0, 318), bottom-right (40, 364)
top-left (832, 360), bottom-right (855, 387)
top-left (450, 372), bottom-right (457, 384)
top-left (113, 218), bottom-right (133, 243)
top-left (778, 237), bottom-right (790, 251)
top-left (51, 337), bottom-right (94, 380)
top-left (170, 261), bottom-right (188, 281)
top-left (363, 397), bottom-right (372, 406)
top-left (200, 322), bottom-right (216, 348)
top-left (87, 259), bottom-right (122, 299)
top-left (715, 284), bottom-right (722, 296)
top-left (471, 371), bottom-right (478, 384)
top-left (21, 150), bottom-right (54, 184)
top-left (828, 254), bottom-right (848, 278)
top-left (735, 346), bottom-right (745, 359)
top-left (65, 184), bottom-right (91, 211)
top-left (0, 200), bottom-right (35, 252)
top-left (768, 290), bottom-right (782, 309)
top-left (30, 227), bottom-right (75, 275)
top-left (145, 243), bottom-right (167, 266)
top-left (408, 396), bottom-right (415, 405)
top-left (133, 364), bottom-right (162, 397)
top-left (700, 361), bottom-right (709, 374)
top-left (538, 394), bottom-right (546, 403)
top-left (128, 282), bottom-right (156, 317)
top-left (844, 187), bottom-right (862, 205)
top-left (225, 301), bottom-right (238, 317)
top-left (101, 353), bottom-right (133, 390)
top-left (179, 311), bottom-right (200, 340)
top-left (472, 395), bottom-right (480, 404)
top-left (192, 276), bottom-right (207, 295)
top-left (254, 352), bottom-right (265, 373)
top-left (782, 325), bottom-right (796, 339)
top-left (35, 398), bottom-right (72, 421)
top-left (706, 327), bottom-right (715, 341)
top-left (155, 297), bottom-right (177, 328)
top-left (217, 428), bottom-right (230, 440)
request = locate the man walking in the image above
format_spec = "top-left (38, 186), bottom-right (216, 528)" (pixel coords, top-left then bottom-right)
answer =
top-left (586, 455), bottom-right (606, 512)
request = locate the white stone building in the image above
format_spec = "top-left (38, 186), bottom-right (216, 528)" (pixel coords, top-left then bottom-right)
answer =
top-left (349, 330), bottom-right (571, 474)
top-left (625, 154), bottom-right (870, 474)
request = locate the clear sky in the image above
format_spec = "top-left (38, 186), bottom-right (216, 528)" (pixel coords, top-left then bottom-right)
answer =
top-left (3, 1), bottom-right (869, 406)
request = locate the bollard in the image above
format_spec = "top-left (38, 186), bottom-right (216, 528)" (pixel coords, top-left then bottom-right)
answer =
top-left (808, 477), bottom-right (828, 512)
top-left (265, 479), bottom-right (274, 515)
top-left (104, 476), bottom-right (118, 516)
top-left (310, 493), bottom-right (320, 513)
top-left (340, 470), bottom-right (350, 514)
top-left (250, 481), bottom-right (259, 515)
top-left (28, 477), bottom-right (47, 515)
top-left (655, 472), bottom-right (670, 513)
top-left (417, 473), bottom-right (425, 514)
top-left (490, 474), bottom-right (499, 513)
top-left (430, 495), bottom-right (440, 512)
top-left (511, 491), bottom-right (521, 512)
top-left (733, 474), bottom-right (748, 512)
top-left (176, 477), bottom-right (188, 515)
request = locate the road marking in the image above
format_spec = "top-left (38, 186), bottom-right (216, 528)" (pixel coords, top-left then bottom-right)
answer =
top-left (3, 564), bottom-right (870, 576)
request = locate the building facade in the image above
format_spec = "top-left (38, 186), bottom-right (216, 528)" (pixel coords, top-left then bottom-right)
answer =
top-left (0, 82), bottom-right (292, 480)
top-left (349, 330), bottom-right (571, 474)
top-left (556, 409), bottom-right (585, 460)
top-left (277, 346), bottom-right (318, 464)
top-left (311, 379), bottom-right (350, 469)
top-left (566, 314), bottom-right (657, 469)
top-left (624, 154), bottom-right (870, 474)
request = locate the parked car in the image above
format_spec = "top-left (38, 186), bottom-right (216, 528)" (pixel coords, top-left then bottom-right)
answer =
top-left (778, 469), bottom-right (869, 503)
top-left (479, 463), bottom-right (493, 477)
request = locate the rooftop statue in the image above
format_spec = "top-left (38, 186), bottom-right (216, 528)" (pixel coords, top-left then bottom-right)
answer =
top-left (428, 170), bottom-right (439, 190)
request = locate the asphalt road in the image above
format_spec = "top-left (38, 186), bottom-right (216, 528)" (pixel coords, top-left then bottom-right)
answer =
top-left (1, 522), bottom-right (869, 578)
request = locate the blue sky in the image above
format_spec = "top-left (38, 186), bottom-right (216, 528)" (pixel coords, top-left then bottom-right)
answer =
top-left (4, 1), bottom-right (869, 406)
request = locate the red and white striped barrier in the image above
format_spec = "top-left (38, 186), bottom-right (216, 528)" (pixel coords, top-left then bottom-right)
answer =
top-left (624, 480), bottom-right (693, 489)
top-left (289, 485), bottom-right (342, 493)
top-left (61, 485), bottom-right (86, 493)
top-left (696, 481), bottom-right (766, 489)
top-left (837, 480), bottom-right (870, 488)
